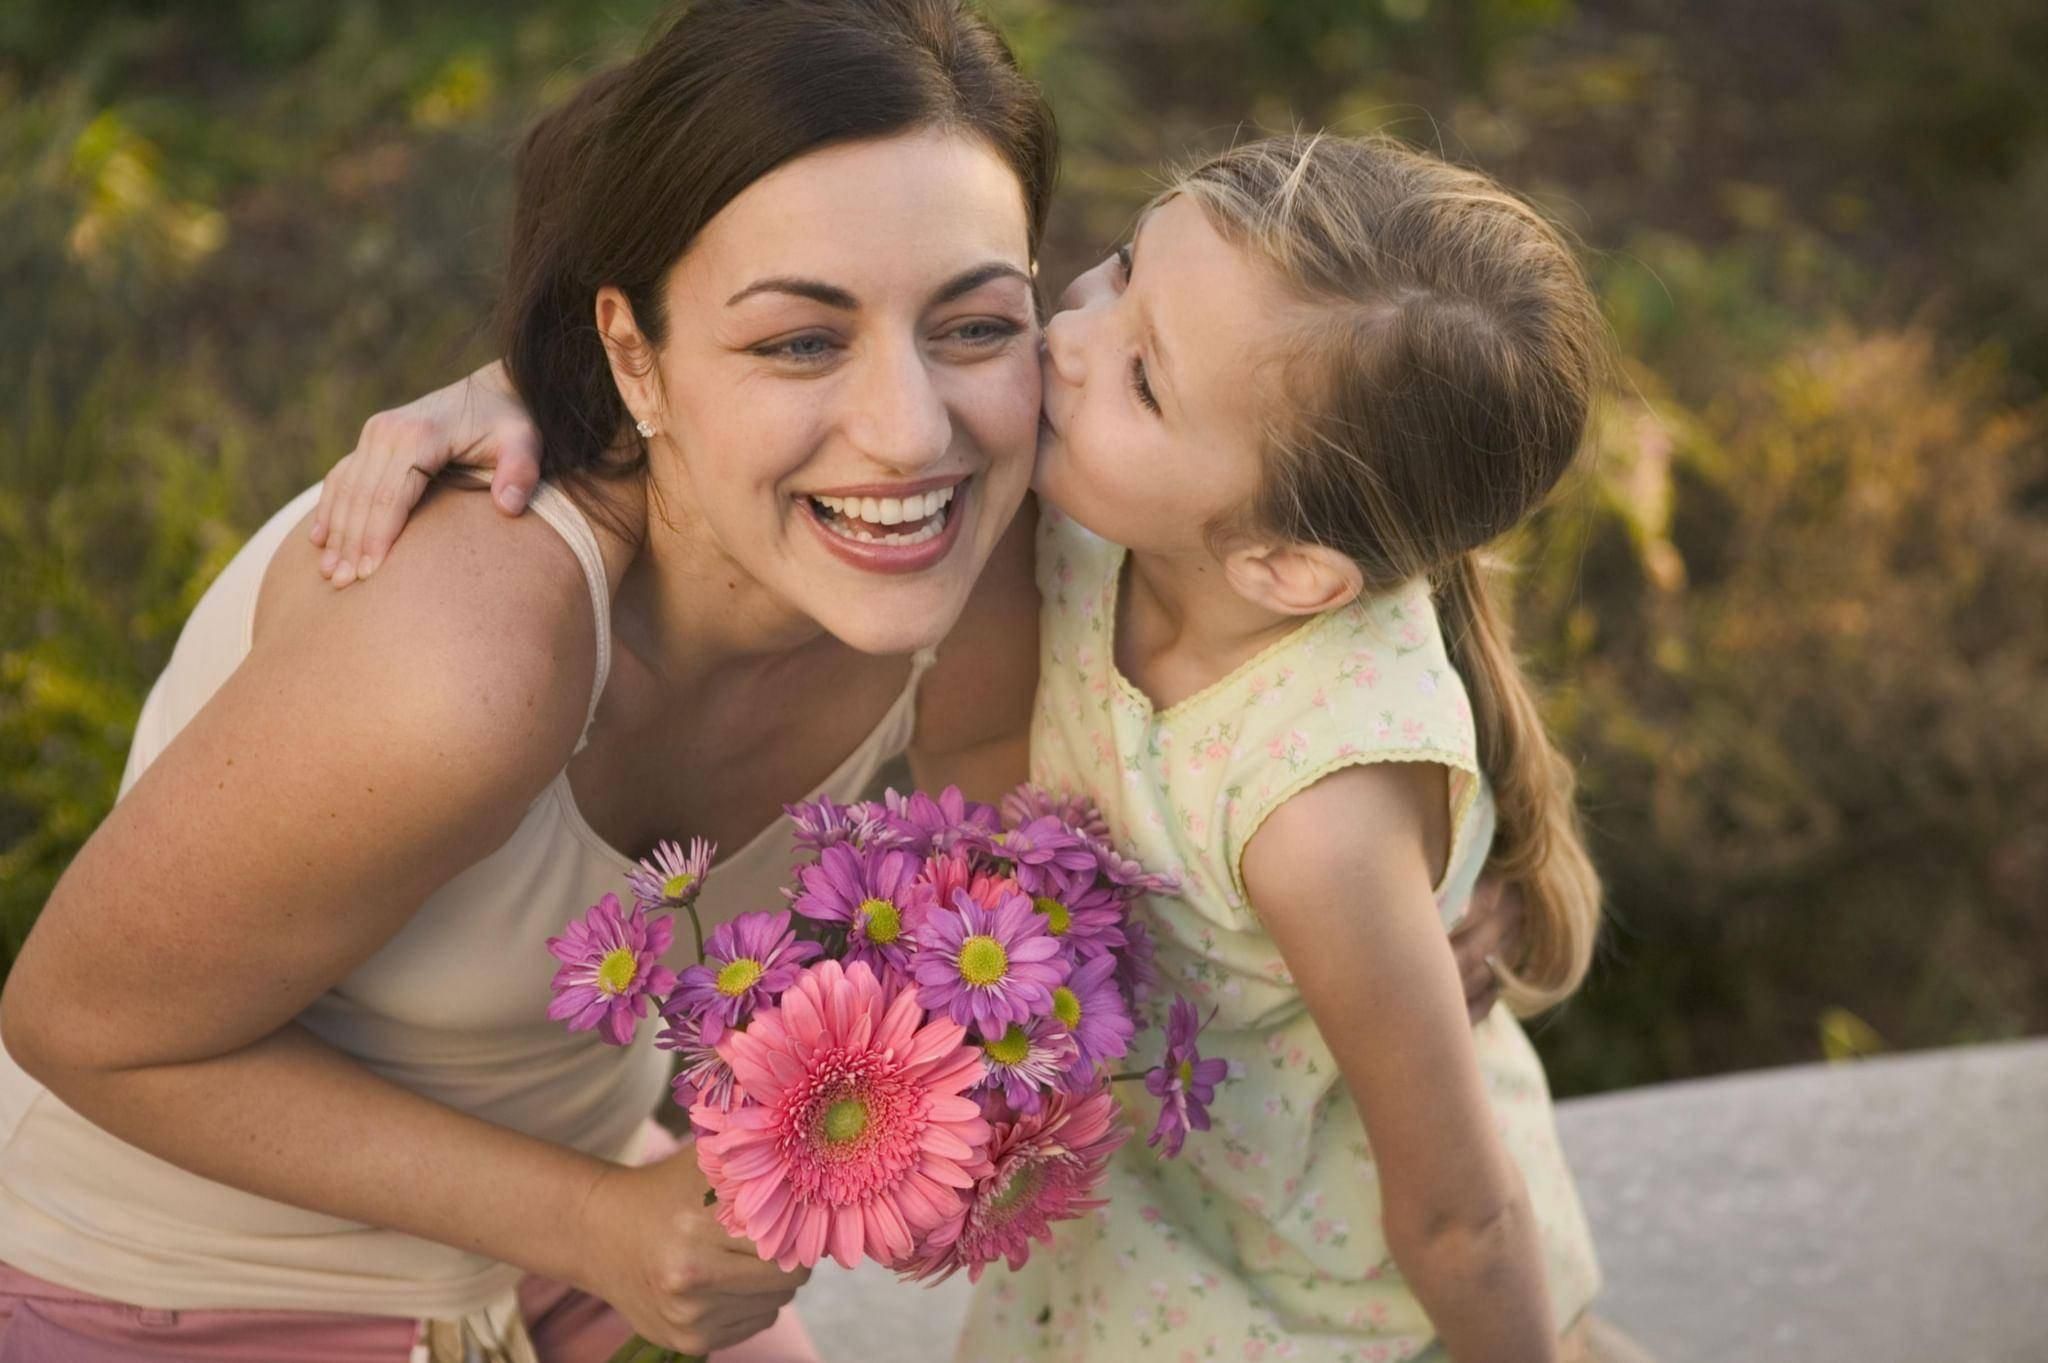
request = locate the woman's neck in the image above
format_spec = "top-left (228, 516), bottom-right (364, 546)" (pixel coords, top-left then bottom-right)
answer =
top-left (1117, 546), bottom-right (1307, 710)
top-left (578, 470), bottom-right (835, 698)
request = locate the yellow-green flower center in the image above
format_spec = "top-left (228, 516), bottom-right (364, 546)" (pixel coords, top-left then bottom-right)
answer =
top-left (983, 1024), bottom-right (1032, 1067)
top-left (1052, 985), bottom-right (1082, 1031)
top-left (958, 935), bottom-right (1009, 987)
top-left (595, 947), bottom-right (639, 996)
top-left (987, 1161), bottom-right (1043, 1216)
top-left (715, 958), bottom-right (763, 997)
top-left (822, 1096), bottom-right (868, 1145)
top-left (858, 897), bottom-right (902, 944)
top-left (1032, 896), bottom-right (1072, 936)
top-left (662, 871), bottom-right (697, 900)
top-left (1177, 1058), bottom-right (1195, 1087)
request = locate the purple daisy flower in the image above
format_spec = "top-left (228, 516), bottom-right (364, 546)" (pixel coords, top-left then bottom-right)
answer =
top-left (1000, 783), bottom-right (1110, 842)
top-left (669, 909), bottom-right (821, 1044)
top-left (656, 1008), bottom-right (741, 1113)
top-left (546, 893), bottom-right (678, 1046)
top-left (790, 843), bottom-right (932, 974)
top-left (1094, 844), bottom-right (1181, 898)
top-left (974, 1016), bottom-right (1078, 1114)
top-left (1050, 953), bottom-right (1135, 1083)
top-left (1144, 995), bottom-right (1230, 1158)
top-left (975, 816), bottom-right (1101, 897)
top-left (625, 836), bottom-right (715, 911)
top-left (880, 785), bottom-right (1002, 856)
top-left (1115, 915), bottom-right (1161, 1007)
top-left (913, 887), bottom-right (1068, 1034)
top-left (784, 794), bottom-right (886, 853)
top-left (1027, 877), bottom-right (1129, 964)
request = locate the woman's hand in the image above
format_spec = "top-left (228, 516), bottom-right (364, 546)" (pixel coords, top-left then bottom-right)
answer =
top-left (1449, 874), bottom-right (1527, 1025)
top-left (576, 1149), bottom-right (811, 1355)
top-left (310, 361), bottom-right (546, 586)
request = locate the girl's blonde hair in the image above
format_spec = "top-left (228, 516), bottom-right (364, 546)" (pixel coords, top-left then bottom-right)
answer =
top-left (1175, 133), bottom-right (1604, 1013)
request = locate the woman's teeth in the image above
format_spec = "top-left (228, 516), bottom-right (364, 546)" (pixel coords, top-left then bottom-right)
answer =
top-left (810, 485), bottom-right (956, 545)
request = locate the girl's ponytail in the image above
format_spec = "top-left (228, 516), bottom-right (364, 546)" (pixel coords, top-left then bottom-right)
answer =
top-left (1437, 552), bottom-right (1599, 1014)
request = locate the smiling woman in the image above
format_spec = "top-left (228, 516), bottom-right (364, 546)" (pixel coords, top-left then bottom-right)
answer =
top-left (0, 1), bottom-right (1055, 1359)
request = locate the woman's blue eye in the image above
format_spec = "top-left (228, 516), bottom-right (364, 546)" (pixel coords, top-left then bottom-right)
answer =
top-left (784, 336), bottom-right (833, 358)
top-left (949, 319), bottom-right (1023, 344)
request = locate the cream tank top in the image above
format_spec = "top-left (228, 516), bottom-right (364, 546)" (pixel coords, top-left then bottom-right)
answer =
top-left (0, 479), bottom-right (935, 1318)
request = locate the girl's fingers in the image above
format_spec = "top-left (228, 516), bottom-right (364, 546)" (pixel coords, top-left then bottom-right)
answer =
top-left (355, 459), bottom-right (432, 581)
top-left (315, 454), bottom-right (359, 576)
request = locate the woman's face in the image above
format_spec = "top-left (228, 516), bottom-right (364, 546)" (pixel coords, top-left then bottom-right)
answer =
top-left (637, 128), bottom-right (1040, 656)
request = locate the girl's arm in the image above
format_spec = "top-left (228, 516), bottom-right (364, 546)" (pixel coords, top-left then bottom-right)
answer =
top-left (905, 495), bottom-right (1039, 802)
top-left (0, 494), bottom-right (801, 1354)
top-left (1241, 762), bottom-right (1557, 1363)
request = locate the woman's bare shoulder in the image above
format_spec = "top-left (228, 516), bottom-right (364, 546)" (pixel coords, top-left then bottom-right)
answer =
top-left (256, 478), bottom-right (603, 771)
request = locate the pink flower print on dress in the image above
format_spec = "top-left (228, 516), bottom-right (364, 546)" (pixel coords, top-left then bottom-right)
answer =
top-left (1400, 717), bottom-right (1426, 746)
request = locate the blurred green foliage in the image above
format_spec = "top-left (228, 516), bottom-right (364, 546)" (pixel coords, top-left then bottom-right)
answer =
top-left (3, 0), bottom-right (2043, 1094)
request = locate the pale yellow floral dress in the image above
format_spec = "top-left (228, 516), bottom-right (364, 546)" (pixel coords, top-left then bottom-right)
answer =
top-left (952, 508), bottom-right (1600, 1363)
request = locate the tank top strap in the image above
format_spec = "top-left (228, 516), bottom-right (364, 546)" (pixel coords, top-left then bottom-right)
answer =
top-left (521, 481), bottom-right (612, 754)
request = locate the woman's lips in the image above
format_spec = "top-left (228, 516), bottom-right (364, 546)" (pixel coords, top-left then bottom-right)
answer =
top-left (800, 477), bottom-right (970, 575)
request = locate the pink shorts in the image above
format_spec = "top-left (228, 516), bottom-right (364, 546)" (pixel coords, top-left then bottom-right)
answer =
top-left (0, 1123), bottom-right (820, 1362)
top-left (0, 1264), bottom-right (818, 1362)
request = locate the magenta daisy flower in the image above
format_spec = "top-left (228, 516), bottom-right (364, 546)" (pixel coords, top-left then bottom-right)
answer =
top-left (1144, 995), bottom-right (1229, 1158)
top-left (626, 836), bottom-right (715, 910)
top-left (546, 893), bottom-right (678, 1046)
top-left (974, 1017), bottom-right (1077, 1114)
top-left (880, 785), bottom-right (1002, 856)
top-left (691, 959), bottom-right (992, 1271)
top-left (974, 816), bottom-right (1101, 897)
top-left (912, 888), bottom-right (1067, 1034)
top-left (656, 1008), bottom-right (741, 1113)
top-left (792, 844), bottom-right (933, 974)
top-left (669, 908), bottom-right (821, 1044)
top-left (898, 1086), bottom-right (1126, 1284)
top-left (1050, 953), bottom-right (1135, 1083)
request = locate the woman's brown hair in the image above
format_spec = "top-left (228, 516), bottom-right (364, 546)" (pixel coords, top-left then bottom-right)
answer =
top-left (502, 0), bottom-right (1057, 482)
top-left (1178, 134), bottom-right (1606, 1013)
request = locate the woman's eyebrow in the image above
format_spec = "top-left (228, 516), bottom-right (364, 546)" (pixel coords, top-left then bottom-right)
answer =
top-left (726, 277), bottom-right (859, 309)
top-left (725, 261), bottom-right (1028, 312)
top-left (929, 261), bottom-right (1031, 307)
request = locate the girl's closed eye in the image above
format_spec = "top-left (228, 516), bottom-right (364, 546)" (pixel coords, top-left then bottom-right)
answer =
top-left (1112, 244), bottom-right (1162, 414)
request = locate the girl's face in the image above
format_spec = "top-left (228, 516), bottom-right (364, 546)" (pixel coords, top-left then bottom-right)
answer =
top-left (1034, 194), bottom-right (1300, 558)
top-left (636, 129), bottom-right (1041, 656)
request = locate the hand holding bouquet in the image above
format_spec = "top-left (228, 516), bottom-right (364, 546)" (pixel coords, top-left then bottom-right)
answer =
top-left (545, 786), bottom-right (1228, 1363)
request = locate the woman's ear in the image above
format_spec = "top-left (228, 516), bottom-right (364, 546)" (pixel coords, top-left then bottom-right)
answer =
top-left (595, 286), bottom-right (663, 433)
top-left (1222, 540), bottom-right (1365, 617)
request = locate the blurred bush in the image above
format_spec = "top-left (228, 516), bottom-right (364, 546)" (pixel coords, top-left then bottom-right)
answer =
top-left (3, 0), bottom-right (2043, 1094)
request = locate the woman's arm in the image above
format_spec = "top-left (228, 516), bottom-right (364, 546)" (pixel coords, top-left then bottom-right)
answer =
top-left (0, 496), bottom-right (800, 1352)
top-left (904, 494), bottom-right (1039, 802)
top-left (1241, 763), bottom-right (1558, 1363)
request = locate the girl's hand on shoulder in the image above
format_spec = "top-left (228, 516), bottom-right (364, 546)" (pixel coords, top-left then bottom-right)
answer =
top-left (576, 1149), bottom-right (811, 1355)
top-left (311, 361), bottom-right (544, 588)
top-left (1450, 874), bottom-right (1527, 1025)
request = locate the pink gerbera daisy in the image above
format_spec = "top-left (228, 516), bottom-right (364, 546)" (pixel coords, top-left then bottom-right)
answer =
top-left (898, 1086), bottom-right (1126, 1284)
top-left (545, 893), bottom-right (678, 1046)
top-left (691, 959), bottom-right (992, 1271)
top-left (912, 888), bottom-right (1067, 1034)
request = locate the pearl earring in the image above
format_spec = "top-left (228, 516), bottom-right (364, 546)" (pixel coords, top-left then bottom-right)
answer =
top-left (635, 419), bottom-right (656, 438)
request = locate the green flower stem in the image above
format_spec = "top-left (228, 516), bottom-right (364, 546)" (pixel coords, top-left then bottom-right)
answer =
top-left (682, 899), bottom-right (707, 965)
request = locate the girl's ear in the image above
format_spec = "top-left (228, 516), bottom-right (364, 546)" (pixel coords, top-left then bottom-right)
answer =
top-left (1222, 540), bottom-right (1365, 617)
top-left (596, 286), bottom-right (663, 432)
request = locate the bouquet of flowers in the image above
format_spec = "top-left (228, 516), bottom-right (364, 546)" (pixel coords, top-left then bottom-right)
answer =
top-left (544, 785), bottom-right (1228, 1363)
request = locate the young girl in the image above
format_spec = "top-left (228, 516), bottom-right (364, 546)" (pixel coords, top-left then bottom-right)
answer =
top-left (965, 133), bottom-right (1607, 1362)
top-left (321, 134), bottom-right (1611, 1360)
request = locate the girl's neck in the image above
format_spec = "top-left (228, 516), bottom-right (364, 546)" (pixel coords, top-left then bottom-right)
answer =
top-left (1116, 546), bottom-right (1311, 711)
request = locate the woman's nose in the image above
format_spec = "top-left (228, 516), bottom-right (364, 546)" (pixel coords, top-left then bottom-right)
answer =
top-left (842, 341), bottom-right (952, 470)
